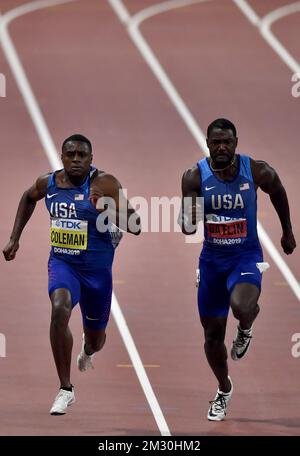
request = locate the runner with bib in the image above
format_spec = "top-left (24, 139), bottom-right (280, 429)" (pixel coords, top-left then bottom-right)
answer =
top-left (179, 118), bottom-right (296, 421)
top-left (3, 134), bottom-right (141, 415)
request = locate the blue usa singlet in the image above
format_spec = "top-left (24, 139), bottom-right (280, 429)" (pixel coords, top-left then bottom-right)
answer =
top-left (197, 155), bottom-right (262, 254)
top-left (45, 166), bottom-right (121, 267)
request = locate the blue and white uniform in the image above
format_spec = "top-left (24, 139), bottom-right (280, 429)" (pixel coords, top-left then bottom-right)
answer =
top-left (197, 155), bottom-right (264, 317)
top-left (45, 166), bottom-right (122, 329)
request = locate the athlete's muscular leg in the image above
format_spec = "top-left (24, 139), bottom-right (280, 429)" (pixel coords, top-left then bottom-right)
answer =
top-left (230, 283), bottom-right (260, 330)
top-left (83, 327), bottom-right (106, 356)
top-left (200, 316), bottom-right (231, 393)
top-left (50, 289), bottom-right (73, 387)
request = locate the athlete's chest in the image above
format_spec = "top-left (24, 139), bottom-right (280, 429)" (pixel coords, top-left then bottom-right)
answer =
top-left (45, 188), bottom-right (96, 221)
top-left (203, 178), bottom-right (254, 212)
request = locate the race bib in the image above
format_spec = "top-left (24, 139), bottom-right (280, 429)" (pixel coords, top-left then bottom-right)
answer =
top-left (205, 215), bottom-right (247, 246)
top-left (50, 218), bottom-right (88, 250)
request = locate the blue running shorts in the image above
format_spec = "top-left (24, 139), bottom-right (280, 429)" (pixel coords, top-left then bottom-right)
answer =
top-left (48, 255), bottom-right (112, 330)
top-left (198, 248), bottom-right (264, 318)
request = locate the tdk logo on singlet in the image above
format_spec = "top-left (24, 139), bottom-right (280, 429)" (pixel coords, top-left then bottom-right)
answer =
top-left (55, 220), bottom-right (81, 230)
top-left (211, 194), bottom-right (244, 210)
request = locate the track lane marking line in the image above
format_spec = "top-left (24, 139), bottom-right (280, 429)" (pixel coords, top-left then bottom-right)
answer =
top-left (233, 0), bottom-right (300, 74)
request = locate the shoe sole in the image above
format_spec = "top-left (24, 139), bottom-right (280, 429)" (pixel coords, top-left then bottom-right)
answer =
top-left (207, 414), bottom-right (225, 421)
top-left (50, 398), bottom-right (75, 415)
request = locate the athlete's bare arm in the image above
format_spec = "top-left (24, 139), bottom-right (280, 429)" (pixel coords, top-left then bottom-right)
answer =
top-left (89, 172), bottom-right (141, 235)
top-left (179, 165), bottom-right (202, 235)
top-left (251, 159), bottom-right (296, 255)
top-left (3, 174), bottom-right (50, 261)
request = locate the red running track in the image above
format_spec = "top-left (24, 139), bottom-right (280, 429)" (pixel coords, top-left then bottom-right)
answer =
top-left (0, 0), bottom-right (299, 435)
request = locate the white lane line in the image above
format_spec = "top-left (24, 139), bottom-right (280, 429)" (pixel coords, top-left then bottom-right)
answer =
top-left (258, 224), bottom-right (300, 300)
top-left (109, 0), bottom-right (300, 302)
top-left (129, 0), bottom-right (208, 28)
top-left (109, 0), bottom-right (207, 25)
top-left (109, 0), bottom-right (130, 23)
top-left (0, 0), bottom-right (171, 436)
top-left (260, 2), bottom-right (300, 74)
top-left (233, 0), bottom-right (300, 74)
top-left (0, 0), bottom-right (74, 26)
top-left (111, 296), bottom-right (170, 436)
top-left (232, 0), bottom-right (260, 26)
top-left (0, 1), bottom-right (77, 169)
top-left (109, 0), bottom-right (210, 151)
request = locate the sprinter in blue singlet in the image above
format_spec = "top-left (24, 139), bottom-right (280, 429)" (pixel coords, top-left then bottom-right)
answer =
top-left (3, 134), bottom-right (141, 415)
top-left (179, 118), bottom-right (296, 421)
